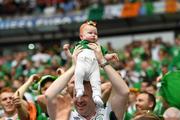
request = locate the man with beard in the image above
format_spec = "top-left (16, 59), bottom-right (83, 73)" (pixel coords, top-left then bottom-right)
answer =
top-left (0, 87), bottom-right (31, 120)
top-left (135, 92), bottom-right (156, 112)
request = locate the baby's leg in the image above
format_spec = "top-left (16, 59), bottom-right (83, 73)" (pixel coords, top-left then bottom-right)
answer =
top-left (75, 60), bottom-right (85, 98)
top-left (89, 63), bottom-right (104, 107)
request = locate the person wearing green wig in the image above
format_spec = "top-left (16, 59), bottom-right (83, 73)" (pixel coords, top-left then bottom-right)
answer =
top-left (32, 75), bottom-right (57, 94)
top-left (160, 71), bottom-right (180, 110)
top-left (35, 75), bottom-right (57, 120)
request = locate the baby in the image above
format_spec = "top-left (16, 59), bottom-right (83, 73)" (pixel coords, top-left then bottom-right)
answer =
top-left (64, 21), bottom-right (118, 107)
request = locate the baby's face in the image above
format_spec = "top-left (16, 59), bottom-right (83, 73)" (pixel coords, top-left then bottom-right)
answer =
top-left (80, 25), bottom-right (98, 43)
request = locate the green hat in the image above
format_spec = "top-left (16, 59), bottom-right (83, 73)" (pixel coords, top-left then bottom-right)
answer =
top-left (160, 71), bottom-right (180, 109)
top-left (32, 75), bottom-right (57, 91)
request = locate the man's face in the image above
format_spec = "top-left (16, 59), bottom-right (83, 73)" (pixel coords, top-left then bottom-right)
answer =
top-left (40, 81), bottom-right (53, 94)
top-left (80, 25), bottom-right (98, 43)
top-left (0, 92), bottom-right (16, 113)
top-left (146, 86), bottom-right (156, 95)
top-left (73, 83), bottom-right (96, 117)
top-left (129, 92), bottom-right (137, 103)
top-left (141, 82), bottom-right (148, 92)
top-left (135, 93), bottom-right (151, 111)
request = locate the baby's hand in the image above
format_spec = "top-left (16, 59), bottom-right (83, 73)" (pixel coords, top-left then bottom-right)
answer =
top-left (105, 53), bottom-right (119, 62)
top-left (56, 67), bottom-right (65, 76)
top-left (29, 74), bottom-right (40, 83)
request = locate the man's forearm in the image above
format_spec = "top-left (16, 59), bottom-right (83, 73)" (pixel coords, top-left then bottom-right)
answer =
top-left (15, 75), bottom-right (35, 98)
top-left (55, 109), bottom-right (71, 120)
top-left (103, 64), bottom-right (129, 119)
top-left (103, 64), bottom-right (129, 96)
top-left (45, 65), bottom-right (75, 100)
top-left (88, 43), bottom-right (129, 119)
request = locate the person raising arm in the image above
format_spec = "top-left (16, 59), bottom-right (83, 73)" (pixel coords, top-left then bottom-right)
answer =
top-left (13, 74), bottom-right (39, 120)
top-left (45, 43), bottom-right (129, 120)
top-left (88, 43), bottom-right (129, 119)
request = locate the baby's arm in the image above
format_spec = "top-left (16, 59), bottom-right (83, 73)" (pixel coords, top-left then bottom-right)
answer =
top-left (104, 53), bottom-right (119, 62)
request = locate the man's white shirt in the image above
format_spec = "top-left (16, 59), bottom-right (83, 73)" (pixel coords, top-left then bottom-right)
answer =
top-left (69, 103), bottom-right (112, 120)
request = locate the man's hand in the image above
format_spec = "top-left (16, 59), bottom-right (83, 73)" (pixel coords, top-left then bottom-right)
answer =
top-left (13, 91), bottom-right (22, 108)
top-left (29, 74), bottom-right (40, 82)
top-left (56, 67), bottom-right (65, 76)
top-left (72, 45), bottom-right (82, 65)
top-left (88, 43), bottom-right (105, 64)
top-left (13, 91), bottom-right (29, 119)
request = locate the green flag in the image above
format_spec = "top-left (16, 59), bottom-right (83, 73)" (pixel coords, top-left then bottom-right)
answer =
top-left (88, 3), bottom-right (104, 21)
top-left (145, 1), bottom-right (154, 15)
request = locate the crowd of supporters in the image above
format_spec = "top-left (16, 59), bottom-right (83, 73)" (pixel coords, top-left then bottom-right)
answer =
top-left (0, 36), bottom-right (180, 119)
top-left (0, 0), bottom-right (121, 17)
top-left (0, 0), bottom-right (180, 119)
top-left (0, 0), bottom-right (165, 17)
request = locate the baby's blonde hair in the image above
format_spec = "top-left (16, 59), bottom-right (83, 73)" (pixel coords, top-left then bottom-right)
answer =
top-left (79, 21), bottom-right (97, 34)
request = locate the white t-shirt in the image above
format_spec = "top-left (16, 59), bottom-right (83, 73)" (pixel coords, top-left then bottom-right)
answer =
top-left (69, 103), bottom-right (112, 120)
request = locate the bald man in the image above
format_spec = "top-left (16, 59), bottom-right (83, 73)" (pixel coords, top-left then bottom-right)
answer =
top-left (163, 107), bottom-right (180, 120)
